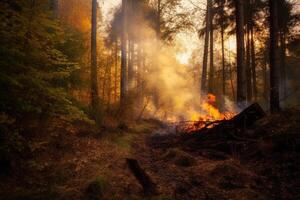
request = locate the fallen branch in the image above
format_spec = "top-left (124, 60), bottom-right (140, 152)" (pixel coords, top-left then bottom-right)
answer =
top-left (126, 158), bottom-right (158, 195)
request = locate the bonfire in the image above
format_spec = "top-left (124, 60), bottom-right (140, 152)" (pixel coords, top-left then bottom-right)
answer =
top-left (177, 94), bottom-right (237, 133)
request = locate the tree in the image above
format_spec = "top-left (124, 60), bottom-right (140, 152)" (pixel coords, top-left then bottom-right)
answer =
top-left (220, 0), bottom-right (226, 98)
top-left (278, 0), bottom-right (293, 99)
top-left (213, 0), bottom-right (229, 99)
top-left (207, 0), bottom-right (215, 94)
top-left (235, 0), bottom-right (247, 106)
top-left (249, 0), bottom-right (257, 100)
top-left (153, 0), bottom-right (192, 42)
top-left (91, 0), bottom-right (99, 116)
top-left (200, 7), bottom-right (210, 95)
top-left (109, 0), bottom-right (153, 110)
top-left (0, 0), bottom-right (90, 122)
top-left (120, 0), bottom-right (128, 105)
top-left (269, 0), bottom-right (281, 112)
top-left (246, 14), bottom-right (252, 102)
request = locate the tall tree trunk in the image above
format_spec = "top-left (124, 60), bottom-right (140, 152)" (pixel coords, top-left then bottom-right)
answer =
top-left (102, 59), bottom-right (107, 101)
top-left (142, 49), bottom-right (146, 97)
top-left (127, 0), bottom-right (135, 91)
top-left (91, 0), bottom-right (99, 115)
top-left (250, 25), bottom-right (257, 100)
top-left (250, 0), bottom-right (257, 100)
top-left (137, 44), bottom-right (143, 107)
top-left (220, 0), bottom-right (226, 98)
top-left (269, 0), bottom-right (281, 112)
top-left (229, 63), bottom-right (236, 101)
top-left (246, 25), bottom-right (252, 102)
top-left (208, 0), bottom-right (214, 94)
top-left (152, 0), bottom-right (161, 108)
top-left (280, 32), bottom-right (287, 99)
top-left (121, 0), bottom-right (128, 105)
top-left (228, 41), bottom-right (236, 101)
top-left (263, 50), bottom-right (269, 102)
top-left (107, 55), bottom-right (112, 109)
top-left (235, 0), bottom-right (247, 106)
top-left (114, 41), bottom-right (119, 103)
top-left (128, 40), bottom-right (135, 90)
top-left (201, 6), bottom-right (210, 95)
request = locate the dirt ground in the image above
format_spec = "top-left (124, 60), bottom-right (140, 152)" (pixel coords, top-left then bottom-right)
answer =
top-left (0, 108), bottom-right (299, 200)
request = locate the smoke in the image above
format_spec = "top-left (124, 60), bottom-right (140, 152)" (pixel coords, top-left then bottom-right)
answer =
top-left (123, 8), bottom-right (237, 122)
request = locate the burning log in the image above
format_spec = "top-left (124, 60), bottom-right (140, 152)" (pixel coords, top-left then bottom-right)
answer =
top-left (126, 158), bottom-right (158, 195)
top-left (230, 103), bottom-right (266, 128)
top-left (179, 103), bottom-right (266, 156)
top-left (178, 103), bottom-right (266, 134)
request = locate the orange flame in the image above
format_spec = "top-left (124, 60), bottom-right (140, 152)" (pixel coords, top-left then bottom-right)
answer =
top-left (178, 94), bottom-right (236, 132)
top-left (190, 94), bottom-right (236, 122)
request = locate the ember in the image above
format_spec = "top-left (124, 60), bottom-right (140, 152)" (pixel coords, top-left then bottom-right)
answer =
top-left (176, 103), bottom-right (266, 134)
top-left (177, 94), bottom-right (237, 133)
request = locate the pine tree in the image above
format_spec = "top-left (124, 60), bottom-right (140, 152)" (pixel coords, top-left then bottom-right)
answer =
top-left (235, 0), bottom-right (247, 106)
top-left (121, 0), bottom-right (128, 105)
top-left (91, 0), bottom-right (99, 117)
top-left (269, 0), bottom-right (281, 112)
top-left (201, 5), bottom-right (210, 95)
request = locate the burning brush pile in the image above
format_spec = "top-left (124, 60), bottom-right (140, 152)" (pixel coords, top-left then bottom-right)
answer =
top-left (135, 98), bottom-right (300, 199)
top-left (177, 102), bottom-right (267, 155)
top-left (176, 94), bottom-right (239, 133)
top-left (162, 96), bottom-right (272, 161)
top-left (132, 102), bottom-right (300, 199)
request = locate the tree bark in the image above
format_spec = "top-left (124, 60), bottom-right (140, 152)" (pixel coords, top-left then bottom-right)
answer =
top-left (246, 25), bottom-right (252, 102)
top-left (269, 0), bottom-right (281, 112)
top-left (235, 0), bottom-right (247, 106)
top-left (91, 0), bottom-right (99, 116)
top-left (107, 55), bottom-right (112, 108)
top-left (263, 50), bottom-right (269, 102)
top-left (250, 24), bottom-right (257, 100)
top-left (228, 40), bottom-right (236, 101)
top-left (280, 32), bottom-right (287, 99)
top-left (114, 41), bottom-right (119, 103)
top-left (121, 0), bottom-right (128, 105)
top-left (137, 44), bottom-right (143, 107)
top-left (128, 40), bottom-right (135, 90)
top-left (201, 6), bottom-right (210, 95)
top-left (249, 0), bottom-right (257, 100)
top-left (221, 0), bottom-right (226, 98)
top-left (229, 63), bottom-right (236, 101)
top-left (208, 0), bottom-right (214, 94)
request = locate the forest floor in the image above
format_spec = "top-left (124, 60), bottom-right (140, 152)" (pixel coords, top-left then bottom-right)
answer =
top-left (0, 108), bottom-right (299, 200)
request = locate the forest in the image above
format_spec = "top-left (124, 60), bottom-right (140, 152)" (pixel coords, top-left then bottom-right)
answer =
top-left (0, 0), bottom-right (300, 199)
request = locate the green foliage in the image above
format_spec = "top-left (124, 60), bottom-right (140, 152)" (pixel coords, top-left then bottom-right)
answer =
top-left (0, 0), bottom-right (93, 166)
top-left (0, 0), bottom-right (89, 119)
